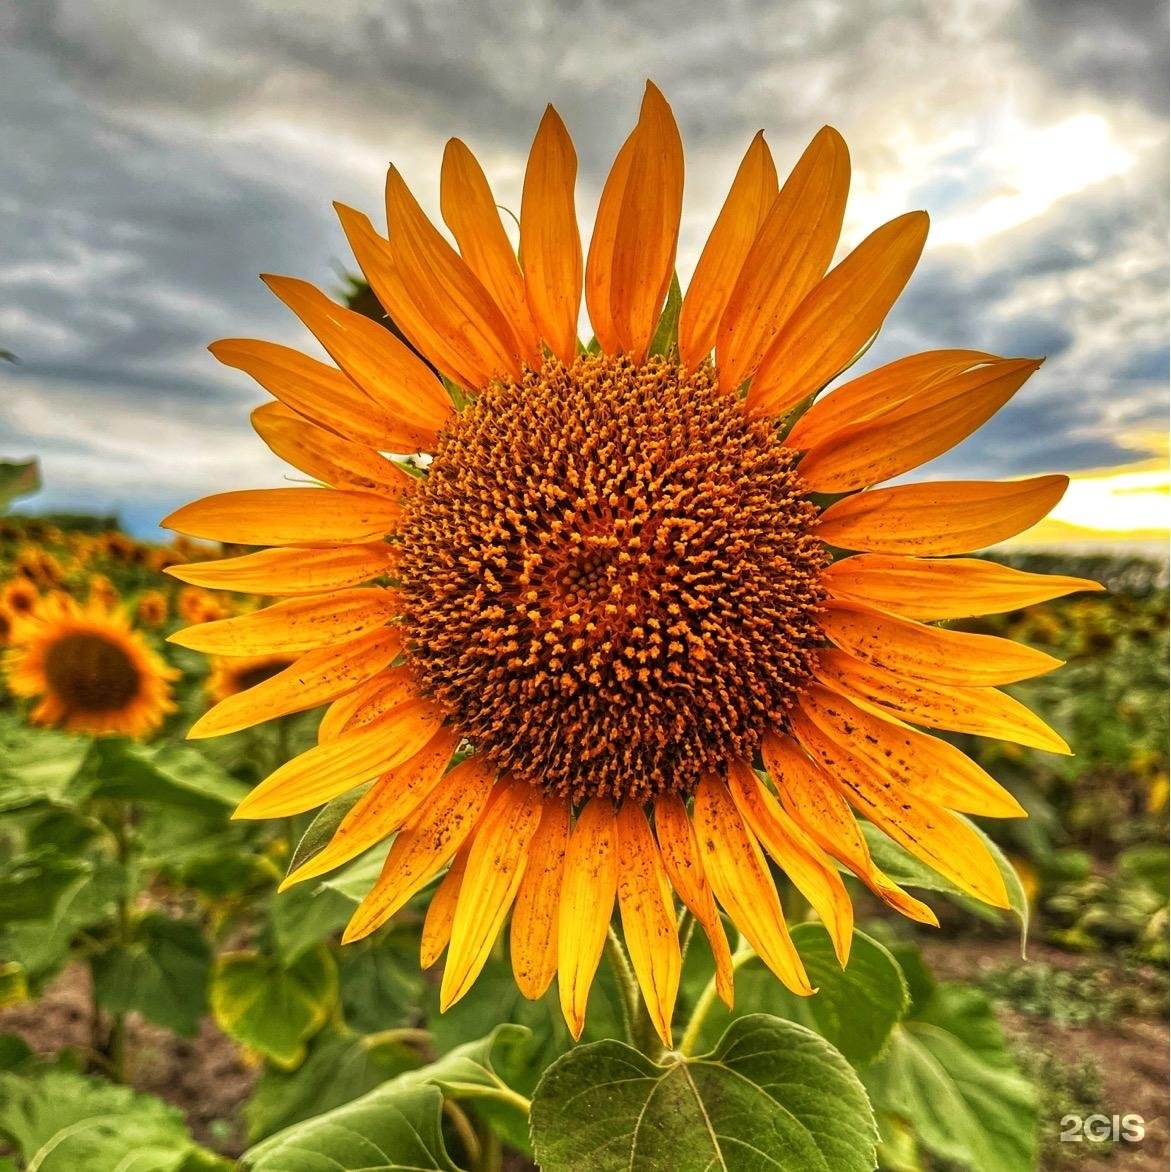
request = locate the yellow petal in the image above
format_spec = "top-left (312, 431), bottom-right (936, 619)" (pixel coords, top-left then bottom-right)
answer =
top-left (521, 106), bottom-right (583, 366)
top-left (799, 685), bottom-right (1027, 818)
top-left (557, 798), bottom-right (618, 1040)
top-left (262, 275), bottom-right (452, 432)
top-left (315, 668), bottom-right (417, 744)
top-left (606, 82), bottom-right (684, 361)
top-left (748, 210), bottom-right (929, 417)
top-left (816, 474), bottom-right (1070, 555)
top-left (421, 847), bottom-right (469, 968)
top-left (189, 628), bottom-right (403, 739)
top-left (442, 779), bottom-right (544, 1010)
top-left (725, 758), bottom-right (854, 965)
top-left (251, 402), bottom-right (411, 492)
top-left (786, 349), bottom-right (997, 452)
top-left (797, 358), bottom-right (1042, 492)
top-left (168, 589), bottom-right (398, 655)
top-left (816, 647), bottom-right (1071, 754)
top-left (678, 131), bottom-right (778, 370)
top-left (761, 730), bottom-right (938, 926)
top-left (717, 126), bottom-right (849, 393)
top-left (234, 699), bottom-right (445, 819)
top-left (510, 798), bottom-right (571, 1000)
top-left (653, 794), bottom-right (735, 1007)
top-left (165, 544), bottom-right (395, 596)
top-left (821, 599), bottom-right (1064, 685)
top-left (385, 168), bottom-right (524, 382)
top-left (163, 488), bottom-right (402, 547)
top-left (584, 124), bottom-right (638, 354)
top-left (282, 726), bottom-right (461, 888)
top-left (822, 552), bottom-right (1104, 621)
top-left (441, 138), bottom-right (541, 363)
top-left (694, 775), bottom-right (813, 996)
top-left (209, 337), bottom-right (436, 453)
top-left (615, 802), bottom-right (681, 1048)
top-left (790, 708), bottom-right (1009, 908)
top-left (343, 755), bottom-right (498, 943)
top-left (334, 201), bottom-right (481, 391)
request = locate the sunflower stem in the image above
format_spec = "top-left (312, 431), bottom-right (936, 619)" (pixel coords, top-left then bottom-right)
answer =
top-left (603, 925), bottom-right (642, 1049)
top-left (678, 946), bottom-right (755, 1058)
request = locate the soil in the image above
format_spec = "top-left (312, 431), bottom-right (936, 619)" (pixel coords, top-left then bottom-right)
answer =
top-left (1, 940), bottom-right (1166, 1169)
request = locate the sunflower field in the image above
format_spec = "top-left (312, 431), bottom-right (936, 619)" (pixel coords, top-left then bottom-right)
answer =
top-left (1, 88), bottom-right (1168, 1172)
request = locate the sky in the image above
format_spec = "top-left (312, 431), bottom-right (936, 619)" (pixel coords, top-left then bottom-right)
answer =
top-left (1, 0), bottom-right (1168, 541)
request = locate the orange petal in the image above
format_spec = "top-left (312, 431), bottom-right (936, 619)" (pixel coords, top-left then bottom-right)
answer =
top-left (747, 210), bottom-right (929, 417)
top-left (761, 730), bottom-right (937, 926)
top-left (797, 358), bottom-right (1042, 492)
top-left (725, 758), bottom-right (854, 965)
top-left (557, 798), bottom-right (618, 1039)
top-left (209, 338), bottom-right (436, 453)
top-left (799, 685), bottom-right (1026, 818)
top-left (163, 488), bottom-right (402, 547)
top-left (653, 794), bottom-right (735, 1007)
top-left (283, 726), bottom-right (461, 887)
top-left (615, 803), bottom-right (681, 1048)
top-left (821, 599), bottom-right (1063, 685)
top-left (789, 708), bottom-right (1009, 908)
top-left (584, 122), bottom-right (638, 354)
top-left (816, 647), bottom-right (1071, 754)
top-left (510, 798), bottom-right (571, 1000)
top-left (521, 106), bottom-right (583, 365)
top-left (441, 138), bottom-right (541, 363)
top-left (343, 755), bottom-right (498, 943)
top-left (786, 349), bottom-right (997, 452)
top-left (716, 126), bottom-right (849, 393)
top-left (694, 775), bottom-right (813, 996)
top-left (335, 202), bottom-right (481, 390)
top-left (815, 474), bottom-right (1070, 555)
top-left (251, 403), bottom-right (410, 492)
top-left (422, 847), bottom-right (469, 969)
top-left (822, 553), bottom-right (1104, 621)
top-left (189, 628), bottom-right (403, 739)
top-left (165, 544), bottom-right (395, 597)
top-left (168, 589), bottom-right (398, 655)
top-left (678, 131), bottom-right (778, 370)
top-left (442, 779), bottom-right (544, 1010)
top-left (385, 168), bottom-right (524, 382)
top-left (605, 82), bottom-right (684, 360)
top-left (262, 275), bottom-right (452, 432)
top-left (234, 699), bottom-right (445, 819)
top-left (317, 667), bottom-right (419, 742)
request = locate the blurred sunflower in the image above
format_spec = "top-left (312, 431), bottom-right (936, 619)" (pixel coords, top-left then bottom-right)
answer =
top-left (87, 573), bottom-right (119, 608)
top-left (4, 594), bottom-right (177, 737)
top-left (165, 84), bottom-right (1101, 1046)
top-left (136, 589), bottom-right (170, 628)
top-left (0, 603), bottom-right (14, 647)
top-left (205, 652), bottom-right (298, 706)
top-left (1, 579), bottom-right (39, 617)
top-left (177, 584), bottom-right (229, 624)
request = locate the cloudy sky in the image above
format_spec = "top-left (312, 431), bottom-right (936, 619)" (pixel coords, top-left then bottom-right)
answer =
top-left (2, 0), bottom-right (1167, 538)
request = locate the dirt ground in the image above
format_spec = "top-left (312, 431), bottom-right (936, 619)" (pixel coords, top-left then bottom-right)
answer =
top-left (2, 940), bottom-right (1167, 1168)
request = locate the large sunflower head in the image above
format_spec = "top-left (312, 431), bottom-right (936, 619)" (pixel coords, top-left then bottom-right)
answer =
top-left (165, 83), bottom-right (1102, 1046)
top-left (4, 593), bottom-right (178, 738)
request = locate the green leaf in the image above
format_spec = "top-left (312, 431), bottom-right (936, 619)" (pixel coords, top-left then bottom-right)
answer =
top-left (0, 719), bottom-right (90, 812)
top-left (211, 946), bottom-right (337, 1068)
top-left (245, 1027), bottom-right (423, 1141)
top-left (0, 847), bottom-right (88, 921)
top-left (82, 740), bottom-right (248, 812)
top-left (287, 789), bottom-right (369, 878)
top-left (338, 930), bottom-right (426, 1034)
top-left (531, 1014), bottom-right (877, 1172)
top-left (268, 876), bottom-right (357, 964)
top-left (92, 914), bottom-right (212, 1035)
top-left (864, 981), bottom-right (1036, 1171)
top-left (693, 926), bottom-right (909, 1067)
top-left (862, 818), bottom-right (1030, 950)
top-left (240, 1026), bottom-right (526, 1172)
top-left (0, 459), bottom-right (40, 512)
top-left (0, 1067), bottom-right (222, 1171)
top-left (648, 271), bottom-right (682, 358)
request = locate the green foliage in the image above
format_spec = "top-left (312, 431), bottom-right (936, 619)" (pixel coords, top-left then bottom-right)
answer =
top-left (210, 946), bottom-right (337, 1068)
top-left (531, 1015), bottom-right (878, 1172)
top-left (0, 460), bottom-right (40, 513)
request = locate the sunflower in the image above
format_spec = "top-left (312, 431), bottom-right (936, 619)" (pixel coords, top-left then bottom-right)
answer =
top-left (165, 84), bottom-right (1101, 1046)
top-left (136, 590), bottom-right (170, 628)
top-left (177, 585), bottom-right (229, 624)
top-left (1, 579), bottom-right (40, 617)
top-left (0, 603), bottom-right (14, 647)
top-left (205, 652), bottom-right (298, 706)
top-left (4, 593), bottom-right (178, 737)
